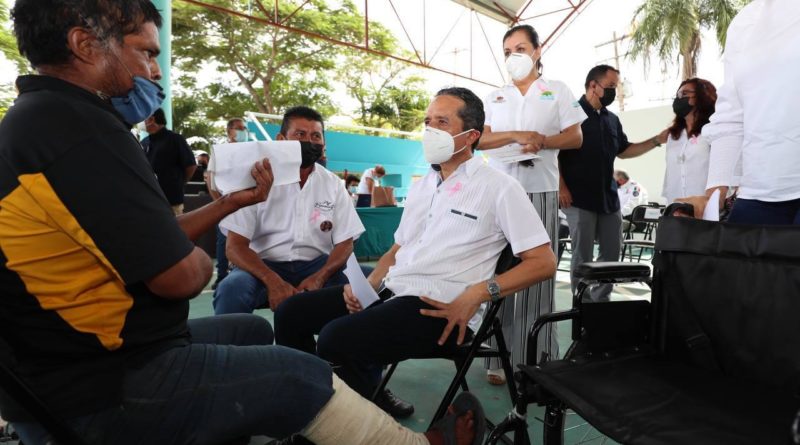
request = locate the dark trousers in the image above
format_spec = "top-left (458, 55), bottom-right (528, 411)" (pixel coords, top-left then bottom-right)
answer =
top-left (728, 197), bottom-right (800, 225)
top-left (356, 194), bottom-right (371, 207)
top-left (213, 255), bottom-right (347, 315)
top-left (215, 226), bottom-right (229, 281)
top-left (274, 285), bottom-right (471, 398)
top-left (13, 315), bottom-right (334, 445)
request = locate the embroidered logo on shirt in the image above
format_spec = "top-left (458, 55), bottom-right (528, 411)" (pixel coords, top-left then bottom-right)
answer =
top-left (539, 91), bottom-right (555, 100)
top-left (320, 220), bottom-right (333, 232)
top-left (493, 96), bottom-right (506, 103)
top-left (314, 201), bottom-right (335, 212)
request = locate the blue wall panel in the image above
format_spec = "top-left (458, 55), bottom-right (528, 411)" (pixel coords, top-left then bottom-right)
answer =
top-left (248, 122), bottom-right (429, 198)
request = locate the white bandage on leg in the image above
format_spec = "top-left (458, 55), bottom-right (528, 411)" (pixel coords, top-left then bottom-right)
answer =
top-left (301, 375), bottom-right (429, 445)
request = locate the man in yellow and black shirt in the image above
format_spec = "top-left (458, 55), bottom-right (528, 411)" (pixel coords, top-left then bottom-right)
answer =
top-left (0, 2), bottom-right (484, 445)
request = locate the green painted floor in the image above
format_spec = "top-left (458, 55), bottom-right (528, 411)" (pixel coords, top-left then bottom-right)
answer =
top-left (191, 250), bottom-right (652, 444)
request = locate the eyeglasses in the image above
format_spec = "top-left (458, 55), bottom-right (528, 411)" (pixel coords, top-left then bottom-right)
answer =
top-left (676, 90), bottom-right (696, 99)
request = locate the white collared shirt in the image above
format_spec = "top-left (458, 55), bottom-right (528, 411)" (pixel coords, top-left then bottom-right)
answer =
top-left (221, 166), bottom-right (365, 262)
top-left (484, 78), bottom-right (587, 193)
top-left (356, 168), bottom-right (380, 194)
top-left (617, 180), bottom-right (648, 217)
top-left (662, 130), bottom-right (711, 203)
top-left (384, 156), bottom-right (550, 330)
top-left (704, 0), bottom-right (800, 201)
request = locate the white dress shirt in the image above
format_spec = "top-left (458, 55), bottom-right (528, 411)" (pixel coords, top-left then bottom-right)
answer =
top-left (662, 130), bottom-right (710, 203)
top-left (617, 180), bottom-right (648, 217)
top-left (356, 168), bottom-right (380, 194)
top-left (384, 156), bottom-right (551, 330)
top-left (221, 166), bottom-right (365, 262)
top-left (704, 0), bottom-right (800, 202)
top-left (484, 78), bottom-right (587, 193)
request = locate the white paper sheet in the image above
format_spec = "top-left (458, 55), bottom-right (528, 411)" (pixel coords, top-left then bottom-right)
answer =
top-left (212, 141), bottom-right (301, 194)
top-left (703, 189), bottom-right (720, 222)
top-left (343, 254), bottom-right (380, 308)
top-left (484, 143), bottom-right (542, 163)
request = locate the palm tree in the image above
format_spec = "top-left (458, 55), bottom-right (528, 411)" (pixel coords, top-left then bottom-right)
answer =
top-left (629, 0), bottom-right (749, 80)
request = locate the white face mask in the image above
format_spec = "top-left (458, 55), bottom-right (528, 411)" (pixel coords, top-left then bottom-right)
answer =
top-left (505, 52), bottom-right (535, 81)
top-left (422, 127), bottom-right (471, 164)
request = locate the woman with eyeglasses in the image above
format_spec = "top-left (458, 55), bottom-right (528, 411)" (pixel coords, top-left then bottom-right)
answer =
top-left (662, 78), bottom-right (719, 203)
top-left (477, 24), bottom-right (586, 384)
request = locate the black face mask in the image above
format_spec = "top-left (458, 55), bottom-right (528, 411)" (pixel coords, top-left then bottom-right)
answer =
top-left (599, 86), bottom-right (616, 107)
top-left (300, 141), bottom-right (324, 168)
top-left (672, 97), bottom-right (693, 118)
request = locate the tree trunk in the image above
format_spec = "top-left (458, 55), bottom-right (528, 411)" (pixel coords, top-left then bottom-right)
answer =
top-left (681, 30), bottom-right (701, 80)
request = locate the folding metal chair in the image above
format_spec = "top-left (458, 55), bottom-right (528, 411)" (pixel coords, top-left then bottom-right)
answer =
top-left (371, 244), bottom-right (520, 441)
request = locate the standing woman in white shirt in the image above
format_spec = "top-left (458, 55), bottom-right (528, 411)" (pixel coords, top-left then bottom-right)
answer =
top-left (356, 165), bottom-right (385, 207)
top-left (479, 24), bottom-right (586, 380)
top-left (662, 78), bottom-right (717, 203)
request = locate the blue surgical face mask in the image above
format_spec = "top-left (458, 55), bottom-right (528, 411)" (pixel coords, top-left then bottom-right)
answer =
top-left (110, 76), bottom-right (165, 125)
top-left (234, 129), bottom-right (249, 143)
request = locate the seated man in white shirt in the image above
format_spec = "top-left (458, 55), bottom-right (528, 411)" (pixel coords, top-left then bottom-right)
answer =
top-left (615, 170), bottom-right (649, 218)
top-left (213, 106), bottom-right (365, 315)
top-left (273, 87), bottom-right (556, 413)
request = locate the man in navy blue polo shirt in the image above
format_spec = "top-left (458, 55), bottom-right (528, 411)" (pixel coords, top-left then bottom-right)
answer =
top-left (558, 65), bottom-right (666, 301)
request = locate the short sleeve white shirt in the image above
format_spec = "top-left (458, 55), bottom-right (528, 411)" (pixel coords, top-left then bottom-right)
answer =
top-left (356, 168), bottom-right (380, 194)
top-left (662, 130), bottom-right (711, 203)
top-left (484, 78), bottom-right (587, 193)
top-left (220, 166), bottom-right (365, 262)
top-left (386, 156), bottom-right (551, 331)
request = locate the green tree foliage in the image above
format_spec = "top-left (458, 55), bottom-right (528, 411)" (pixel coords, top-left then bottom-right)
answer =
top-left (0, 0), bottom-right (28, 73)
top-left (172, 0), bottom-right (431, 139)
top-left (629, 0), bottom-right (749, 79)
top-left (173, 0), bottom-right (382, 116)
top-left (339, 51), bottom-right (428, 133)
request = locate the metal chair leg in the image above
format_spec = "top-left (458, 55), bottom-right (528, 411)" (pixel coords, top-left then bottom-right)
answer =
top-left (542, 403), bottom-right (566, 445)
top-left (370, 362), bottom-right (397, 402)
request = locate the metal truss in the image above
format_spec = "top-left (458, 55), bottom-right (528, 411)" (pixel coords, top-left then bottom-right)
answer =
top-left (178, 0), bottom-right (592, 87)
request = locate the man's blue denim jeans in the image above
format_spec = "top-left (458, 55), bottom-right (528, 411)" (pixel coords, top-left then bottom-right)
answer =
top-left (12, 315), bottom-right (334, 445)
top-left (212, 255), bottom-right (347, 315)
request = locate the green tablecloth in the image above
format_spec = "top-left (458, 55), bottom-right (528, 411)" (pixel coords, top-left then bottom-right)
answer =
top-left (354, 207), bottom-right (404, 259)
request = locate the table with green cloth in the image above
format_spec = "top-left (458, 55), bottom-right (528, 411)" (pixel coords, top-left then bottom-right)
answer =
top-left (354, 207), bottom-right (404, 259)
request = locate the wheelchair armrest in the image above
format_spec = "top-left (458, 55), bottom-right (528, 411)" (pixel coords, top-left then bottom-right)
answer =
top-left (574, 262), bottom-right (650, 282)
top-left (527, 309), bottom-right (578, 366)
top-left (665, 202), bottom-right (695, 218)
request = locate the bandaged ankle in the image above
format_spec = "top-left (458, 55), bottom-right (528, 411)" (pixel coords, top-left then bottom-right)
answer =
top-left (301, 375), bottom-right (429, 445)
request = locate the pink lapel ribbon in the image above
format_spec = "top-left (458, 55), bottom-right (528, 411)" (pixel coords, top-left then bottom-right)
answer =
top-left (536, 82), bottom-right (548, 92)
top-left (690, 135), bottom-right (698, 144)
top-left (446, 181), bottom-right (463, 197)
top-left (310, 209), bottom-right (321, 223)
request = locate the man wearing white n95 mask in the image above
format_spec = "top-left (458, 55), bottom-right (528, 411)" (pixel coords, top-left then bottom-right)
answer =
top-left (273, 87), bottom-right (556, 408)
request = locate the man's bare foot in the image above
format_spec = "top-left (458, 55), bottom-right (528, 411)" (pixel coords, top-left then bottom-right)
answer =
top-left (423, 406), bottom-right (475, 445)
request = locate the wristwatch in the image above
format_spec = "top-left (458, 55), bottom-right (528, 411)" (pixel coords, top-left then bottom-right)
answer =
top-left (487, 279), bottom-right (501, 303)
top-left (651, 136), bottom-right (662, 147)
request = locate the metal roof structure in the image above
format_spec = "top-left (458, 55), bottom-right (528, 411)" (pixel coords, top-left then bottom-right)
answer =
top-left (179, 0), bottom-right (593, 87)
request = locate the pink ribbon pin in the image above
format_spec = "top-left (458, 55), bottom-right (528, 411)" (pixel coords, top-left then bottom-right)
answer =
top-left (310, 209), bottom-right (321, 223)
top-left (446, 181), bottom-right (463, 197)
top-left (690, 135), bottom-right (698, 144)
